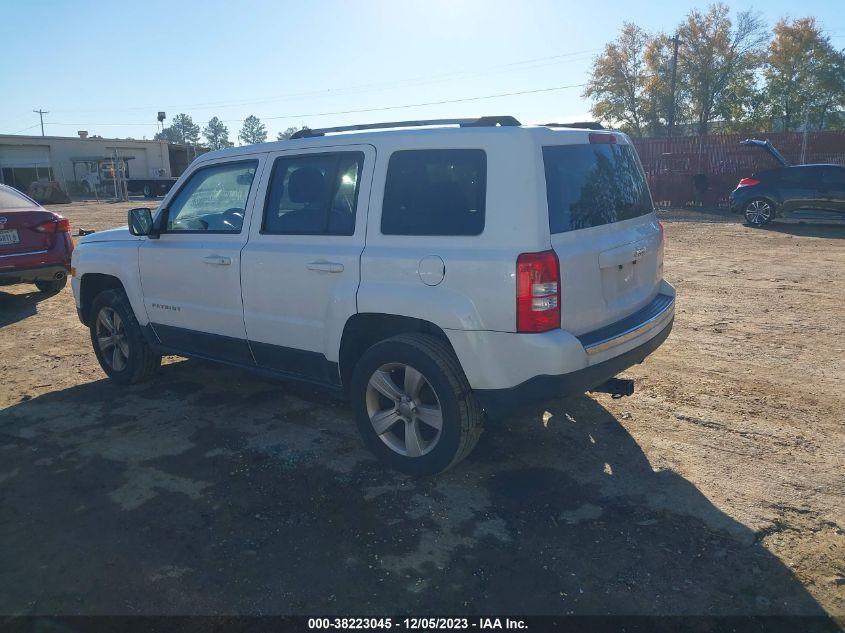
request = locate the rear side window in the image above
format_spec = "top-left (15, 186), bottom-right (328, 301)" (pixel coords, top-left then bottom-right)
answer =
top-left (822, 167), bottom-right (845, 186)
top-left (263, 152), bottom-right (364, 236)
top-left (0, 186), bottom-right (39, 210)
top-left (381, 149), bottom-right (486, 235)
top-left (780, 168), bottom-right (819, 186)
top-left (543, 144), bottom-right (653, 233)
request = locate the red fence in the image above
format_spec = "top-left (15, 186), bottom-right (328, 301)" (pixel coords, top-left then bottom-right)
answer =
top-left (631, 132), bottom-right (845, 207)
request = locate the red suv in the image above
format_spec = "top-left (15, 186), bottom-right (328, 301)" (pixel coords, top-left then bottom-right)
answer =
top-left (0, 183), bottom-right (73, 294)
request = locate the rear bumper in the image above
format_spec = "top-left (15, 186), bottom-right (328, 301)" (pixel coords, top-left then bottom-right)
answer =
top-left (0, 264), bottom-right (70, 284)
top-left (474, 315), bottom-right (673, 418)
top-left (577, 293), bottom-right (674, 355)
top-left (445, 282), bottom-right (676, 418)
top-left (729, 190), bottom-right (747, 213)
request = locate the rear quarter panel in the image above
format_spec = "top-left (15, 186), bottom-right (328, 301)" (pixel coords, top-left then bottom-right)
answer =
top-left (358, 130), bottom-right (547, 333)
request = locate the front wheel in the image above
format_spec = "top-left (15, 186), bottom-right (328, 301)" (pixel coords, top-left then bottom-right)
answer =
top-left (350, 333), bottom-right (483, 476)
top-left (142, 184), bottom-right (153, 198)
top-left (90, 288), bottom-right (160, 385)
top-left (744, 198), bottom-right (774, 226)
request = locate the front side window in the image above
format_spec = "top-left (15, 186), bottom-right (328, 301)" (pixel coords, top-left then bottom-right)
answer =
top-left (543, 143), bottom-right (653, 233)
top-left (262, 152), bottom-right (364, 236)
top-left (165, 161), bottom-right (258, 233)
top-left (381, 149), bottom-right (486, 236)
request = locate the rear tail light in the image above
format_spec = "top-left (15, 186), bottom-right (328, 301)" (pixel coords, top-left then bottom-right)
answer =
top-left (737, 178), bottom-right (760, 188)
top-left (658, 221), bottom-right (665, 247)
top-left (517, 250), bottom-right (561, 333)
top-left (34, 217), bottom-right (71, 233)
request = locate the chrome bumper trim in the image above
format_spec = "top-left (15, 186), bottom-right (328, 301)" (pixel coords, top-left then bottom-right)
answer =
top-left (0, 249), bottom-right (49, 259)
top-left (579, 294), bottom-right (675, 355)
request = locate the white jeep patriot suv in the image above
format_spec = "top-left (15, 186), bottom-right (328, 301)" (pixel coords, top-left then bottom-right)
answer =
top-left (72, 116), bottom-right (675, 475)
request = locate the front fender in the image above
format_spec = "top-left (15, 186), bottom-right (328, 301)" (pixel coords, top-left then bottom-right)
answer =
top-left (72, 241), bottom-right (146, 325)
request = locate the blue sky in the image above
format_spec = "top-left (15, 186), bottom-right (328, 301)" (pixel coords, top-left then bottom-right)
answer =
top-left (1, 0), bottom-right (842, 141)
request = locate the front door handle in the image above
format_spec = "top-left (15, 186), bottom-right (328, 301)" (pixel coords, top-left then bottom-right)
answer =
top-left (202, 255), bottom-right (232, 266)
top-left (307, 261), bottom-right (344, 273)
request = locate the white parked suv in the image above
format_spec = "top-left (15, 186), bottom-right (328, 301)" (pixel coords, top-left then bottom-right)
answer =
top-left (71, 116), bottom-right (675, 475)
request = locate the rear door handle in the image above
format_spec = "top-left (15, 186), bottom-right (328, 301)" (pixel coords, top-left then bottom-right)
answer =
top-left (202, 255), bottom-right (231, 266)
top-left (307, 261), bottom-right (344, 273)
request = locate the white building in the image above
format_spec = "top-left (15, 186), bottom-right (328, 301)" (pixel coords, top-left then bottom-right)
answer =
top-left (0, 133), bottom-right (173, 193)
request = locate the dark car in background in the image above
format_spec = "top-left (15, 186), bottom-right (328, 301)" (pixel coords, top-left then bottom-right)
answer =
top-left (0, 183), bottom-right (73, 294)
top-left (730, 164), bottom-right (845, 226)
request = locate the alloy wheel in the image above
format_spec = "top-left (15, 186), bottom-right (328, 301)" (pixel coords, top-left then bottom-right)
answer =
top-left (365, 363), bottom-right (443, 458)
top-left (745, 200), bottom-right (772, 225)
top-left (95, 307), bottom-right (130, 371)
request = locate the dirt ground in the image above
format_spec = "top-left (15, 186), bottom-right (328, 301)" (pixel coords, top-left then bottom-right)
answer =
top-left (0, 200), bottom-right (843, 621)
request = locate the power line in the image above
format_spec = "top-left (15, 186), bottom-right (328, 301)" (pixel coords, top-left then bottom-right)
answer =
top-left (45, 48), bottom-right (600, 115)
top-left (220, 83), bottom-right (590, 123)
top-left (16, 82), bottom-right (588, 130)
top-left (9, 124), bottom-right (42, 135)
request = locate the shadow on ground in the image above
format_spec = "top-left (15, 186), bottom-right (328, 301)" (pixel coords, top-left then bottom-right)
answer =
top-left (0, 289), bottom-right (50, 327)
top-left (757, 222), bottom-right (845, 239)
top-left (0, 359), bottom-right (837, 623)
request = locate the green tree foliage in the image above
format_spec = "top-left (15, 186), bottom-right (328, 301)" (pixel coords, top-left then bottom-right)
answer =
top-left (642, 34), bottom-right (685, 136)
top-left (277, 126), bottom-right (309, 140)
top-left (238, 115), bottom-right (267, 145)
top-left (582, 5), bottom-right (845, 136)
top-left (677, 4), bottom-right (767, 135)
top-left (154, 113), bottom-right (200, 145)
top-left (203, 117), bottom-right (233, 150)
top-left (584, 23), bottom-right (651, 137)
top-left (765, 17), bottom-right (845, 131)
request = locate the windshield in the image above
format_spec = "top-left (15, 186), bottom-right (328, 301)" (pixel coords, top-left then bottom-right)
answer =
top-left (543, 143), bottom-right (653, 233)
top-left (0, 186), bottom-right (39, 210)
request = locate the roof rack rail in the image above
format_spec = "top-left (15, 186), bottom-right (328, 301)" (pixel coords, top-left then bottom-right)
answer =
top-left (290, 116), bottom-right (521, 139)
top-left (541, 121), bottom-right (605, 130)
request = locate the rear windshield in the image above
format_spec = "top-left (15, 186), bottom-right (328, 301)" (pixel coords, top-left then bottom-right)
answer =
top-left (0, 187), bottom-right (38, 210)
top-left (543, 143), bottom-right (653, 233)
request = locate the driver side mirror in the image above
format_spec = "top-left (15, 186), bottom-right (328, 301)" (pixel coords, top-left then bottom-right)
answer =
top-left (128, 207), bottom-right (155, 237)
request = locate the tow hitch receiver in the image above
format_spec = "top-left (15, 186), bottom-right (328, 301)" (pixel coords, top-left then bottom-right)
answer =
top-left (591, 377), bottom-right (635, 398)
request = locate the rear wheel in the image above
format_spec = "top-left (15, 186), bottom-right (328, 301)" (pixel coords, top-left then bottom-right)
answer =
top-left (350, 333), bottom-right (483, 476)
top-left (90, 289), bottom-right (160, 384)
top-left (142, 184), bottom-right (153, 198)
top-left (744, 198), bottom-right (774, 226)
top-left (35, 276), bottom-right (67, 294)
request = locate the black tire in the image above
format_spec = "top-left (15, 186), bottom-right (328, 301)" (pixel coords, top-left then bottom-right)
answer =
top-left (744, 198), bottom-right (775, 226)
top-left (34, 276), bottom-right (67, 294)
top-left (89, 288), bottom-right (160, 385)
top-left (142, 184), bottom-right (153, 198)
top-left (350, 333), bottom-right (483, 476)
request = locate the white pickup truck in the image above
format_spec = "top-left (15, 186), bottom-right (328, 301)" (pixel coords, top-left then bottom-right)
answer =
top-left (71, 116), bottom-right (675, 475)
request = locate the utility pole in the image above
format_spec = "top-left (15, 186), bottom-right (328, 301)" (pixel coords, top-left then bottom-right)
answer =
top-left (668, 35), bottom-right (681, 138)
top-left (33, 109), bottom-right (49, 136)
